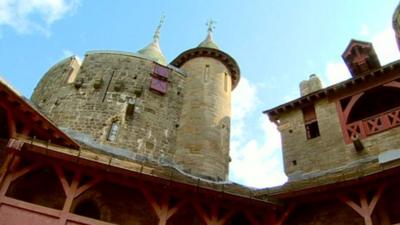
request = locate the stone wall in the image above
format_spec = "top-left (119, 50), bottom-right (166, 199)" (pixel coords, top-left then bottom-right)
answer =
top-left (278, 97), bottom-right (400, 180)
top-left (31, 51), bottom-right (185, 165)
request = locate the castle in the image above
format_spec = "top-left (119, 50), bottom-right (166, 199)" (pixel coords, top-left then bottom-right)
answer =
top-left (0, 4), bottom-right (400, 225)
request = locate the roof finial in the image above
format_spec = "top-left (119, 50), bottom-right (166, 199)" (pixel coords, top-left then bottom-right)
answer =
top-left (206, 18), bottom-right (216, 34)
top-left (153, 14), bottom-right (165, 43)
top-left (137, 14), bottom-right (167, 65)
top-left (198, 18), bottom-right (219, 49)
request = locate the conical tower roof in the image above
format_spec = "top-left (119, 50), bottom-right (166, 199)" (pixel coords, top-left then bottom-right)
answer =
top-left (138, 16), bottom-right (167, 65)
top-left (198, 19), bottom-right (219, 49)
top-left (171, 19), bottom-right (241, 90)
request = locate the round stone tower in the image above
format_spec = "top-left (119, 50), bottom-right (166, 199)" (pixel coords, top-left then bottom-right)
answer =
top-left (171, 25), bottom-right (240, 181)
top-left (31, 21), bottom-right (186, 164)
top-left (31, 20), bottom-right (240, 182)
top-left (393, 2), bottom-right (400, 50)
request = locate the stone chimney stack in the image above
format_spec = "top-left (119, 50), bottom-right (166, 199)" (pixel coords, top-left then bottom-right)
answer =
top-left (299, 74), bottom-right (323, 96)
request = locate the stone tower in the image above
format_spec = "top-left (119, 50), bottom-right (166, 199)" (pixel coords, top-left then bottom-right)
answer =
top-left (30, 20), bottom-right (240, 182)
top-left (31, 19), bottom-right (186, 165)
top-left (393, 2), bottom-right (400, 50)
top-left (171, 23), bottom-right (240, 181)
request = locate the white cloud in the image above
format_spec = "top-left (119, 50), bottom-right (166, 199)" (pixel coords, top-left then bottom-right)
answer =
top-left (231, 77), bottom-right (258, 138)
top-left (230, 116), bottom-right (287, 188)
top-left (324, 61), bottom-right (350, 86)
top-left (360, 24), bottom-right (370, 37)
top-left (230, 77), bottom-right (287, 188)
top-left (232, 77), bottom-right (258, 121)
top-left (372, 26), bottom-right (400, 64)
top-left (0, 0), bottom-right (80, 35)
top-left (323, 26), bottom-right (400, 87)
top-left (62, 49), bottom-right (74, 58)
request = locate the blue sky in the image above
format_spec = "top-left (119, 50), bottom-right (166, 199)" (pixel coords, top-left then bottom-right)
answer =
top-left (1, 0), bottom-right (399, 188)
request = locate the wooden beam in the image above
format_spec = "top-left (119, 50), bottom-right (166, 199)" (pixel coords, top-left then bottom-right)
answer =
top-left (141, 188), bottom-right (187, 225)
top-left (74, 176), bottom-right (102, 198)
top-left (0, 152), bottom-right (15, 188)
top-left (10, 162), bottom-right (42, 182)
top-left (272, 203), bottom-right (295, 225)
top-left (244, 211), bottom-right (260, 225)
top-left (338, 184), bottom-right (387, 225)
top-left (53, 165), bottom-right (71, 196)
top-left (194, 201), bottom-right (234, 225)
top-left (58, 171), bottom-right (81, 225)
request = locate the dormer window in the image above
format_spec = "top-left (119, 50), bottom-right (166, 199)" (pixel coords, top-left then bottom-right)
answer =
top-left (342, 40), bottom-right (380, 77)
top-left (302, 105), bottom-right (320, 139)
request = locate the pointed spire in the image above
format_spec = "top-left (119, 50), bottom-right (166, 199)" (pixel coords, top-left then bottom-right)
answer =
top-left (138, 15), bottom-right (167, 65)
top-left (153, 14), bottom-right (165, 44)
top-left (198, 19), bottom-right (219, 49)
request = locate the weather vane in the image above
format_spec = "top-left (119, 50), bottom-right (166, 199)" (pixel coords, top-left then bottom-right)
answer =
top-left (206, 18), bottom-right (216, 33)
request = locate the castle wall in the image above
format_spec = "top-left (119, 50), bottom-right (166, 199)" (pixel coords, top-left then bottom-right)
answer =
top-left (31, 56), bottom-right (80, 106)
top-left (31, 52), bottom-right (185, 164)
top-left (175, 57), bottom-right (231, 181)
top-left (279, 98), bottom-right (400, 180)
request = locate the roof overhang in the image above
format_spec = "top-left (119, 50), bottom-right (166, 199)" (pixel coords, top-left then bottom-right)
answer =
top-left (263, 60), bottom-right (400, 121)
top-left (0, 78), bottom-right (80, 149)
top-left (171, 47), bottom-right (241, 90)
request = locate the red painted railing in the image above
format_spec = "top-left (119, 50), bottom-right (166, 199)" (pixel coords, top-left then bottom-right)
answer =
top-left (345, 106), bottom-right (400, 143)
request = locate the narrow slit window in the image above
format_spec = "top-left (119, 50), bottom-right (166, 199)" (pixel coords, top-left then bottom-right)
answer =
top-left (126, 103), bottom-right (135, 120)
top-left (302, 105), bottom-right (320, 139)
top-left (204, 65), bottom-right (210, 82)
top-left (107, 122), bottom-right (119, 141)
top-left (224, 73), bottom-right (228, 92)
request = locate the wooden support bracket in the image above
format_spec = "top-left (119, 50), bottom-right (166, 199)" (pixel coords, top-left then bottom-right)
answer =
top-left (338, 184), bottom-right (387, 225)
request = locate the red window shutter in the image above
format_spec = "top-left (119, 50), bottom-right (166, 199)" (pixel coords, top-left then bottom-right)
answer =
top-left (150, 77), bottom-right (168, 94)
top-left (154, 65), bottom-right (170, 79)
top-left (302, 105), bottom-right (317, 123)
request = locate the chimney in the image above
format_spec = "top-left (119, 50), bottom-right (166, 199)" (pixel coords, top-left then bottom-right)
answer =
top-left (300, 74), bottom-right (323, 96)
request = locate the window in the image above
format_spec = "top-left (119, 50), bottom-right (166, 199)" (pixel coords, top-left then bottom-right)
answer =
top-left (204, 65), bottom-right (210, 82)
top-left (107, 122), bottom-right (119, 141)
top-left (125, 103), bottom-right (135, 120)
top-left (150, 77), bottom-right (168, 94)
top-left (224, 72), bottom-right (228, 92)
top-left (150, 64), bottom-right (170, 95)
top-left (302, 105), bottom-right (320, 139)
top-left (153, 64), bottom-right (170, 79)
top-left (305, 121), bottom-right (320, 139)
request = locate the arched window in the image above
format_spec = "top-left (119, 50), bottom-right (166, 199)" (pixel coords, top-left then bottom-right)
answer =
top-left (0, 107), bottom-right (9, 139)
top-left (74, 199), bottom-right (101, 220)
top-left (107, 121), bottom-right (119, 142)
top-left (348, 86), bottom-right (400, 123)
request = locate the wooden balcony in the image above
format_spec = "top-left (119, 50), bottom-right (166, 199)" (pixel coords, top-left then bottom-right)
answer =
top-left (345, 106), bottom-right (400, 143)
